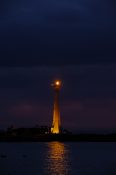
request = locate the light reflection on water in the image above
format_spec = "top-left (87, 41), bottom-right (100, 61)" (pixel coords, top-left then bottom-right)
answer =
top-left (44, 142), bottom-right (71, 175)
top-left (0, 142), bottom-right (116, 175)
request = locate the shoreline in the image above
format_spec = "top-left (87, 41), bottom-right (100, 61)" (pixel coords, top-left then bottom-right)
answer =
top-left (0, 134), bottom-right (116, 142)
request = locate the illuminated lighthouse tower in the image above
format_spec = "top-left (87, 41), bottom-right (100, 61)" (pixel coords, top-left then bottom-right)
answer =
top-left (51, 80), bottom-right (62, 134)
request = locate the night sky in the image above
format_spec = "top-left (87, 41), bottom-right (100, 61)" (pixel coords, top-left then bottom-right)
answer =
top-left (0, 0), bottom-right (116, 132)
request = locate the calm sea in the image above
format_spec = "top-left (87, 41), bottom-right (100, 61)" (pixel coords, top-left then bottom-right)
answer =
top-left (0, 142), bottom-right (116, 175)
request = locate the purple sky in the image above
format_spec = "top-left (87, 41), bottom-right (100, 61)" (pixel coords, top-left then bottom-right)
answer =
top-left (0, 65), bottom-right (115, 133)
top-left (0, 0), bottom-right (116, 132)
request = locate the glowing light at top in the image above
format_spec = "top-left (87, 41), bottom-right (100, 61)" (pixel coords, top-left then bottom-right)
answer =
top-left (55, 81), bottom-right (60, 86)
top-left (51, 80), bottom-right (62, 90)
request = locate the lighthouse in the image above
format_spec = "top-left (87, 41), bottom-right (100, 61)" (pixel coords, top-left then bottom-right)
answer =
top-left (51, 80), bottom-right (62, 134)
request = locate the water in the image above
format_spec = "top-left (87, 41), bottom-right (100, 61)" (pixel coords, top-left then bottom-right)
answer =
top-left (0, 142), bottom-right (116, 175)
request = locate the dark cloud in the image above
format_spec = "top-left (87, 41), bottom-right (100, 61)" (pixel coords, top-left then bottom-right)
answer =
top-left (0, 1), bottom-right (116, 132)
top-left (0, 0), bottom-right (116, 66)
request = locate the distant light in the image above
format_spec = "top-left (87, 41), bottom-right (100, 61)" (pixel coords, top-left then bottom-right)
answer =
top-left (55, 81), bottom-right (60, 86)
top-left (51, 80), bottom-right (62, 90)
